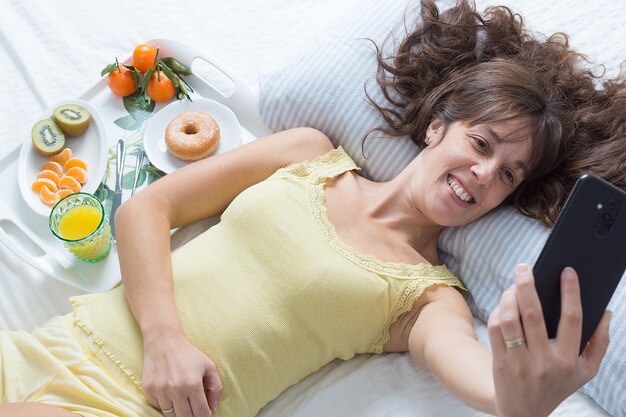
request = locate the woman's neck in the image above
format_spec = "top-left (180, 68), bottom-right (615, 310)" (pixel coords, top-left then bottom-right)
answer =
top-left (354, 173), bottom-right (444, 260)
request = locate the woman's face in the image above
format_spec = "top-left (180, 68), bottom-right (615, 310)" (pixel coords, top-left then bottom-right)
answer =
top-left (413, 118), bottom-right (533, 227)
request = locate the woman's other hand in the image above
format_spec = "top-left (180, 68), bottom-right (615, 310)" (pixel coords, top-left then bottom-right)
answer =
top-left (487, 264), bottom-right (611, 417)
top-left (142, 329), bottom-right (223, 417)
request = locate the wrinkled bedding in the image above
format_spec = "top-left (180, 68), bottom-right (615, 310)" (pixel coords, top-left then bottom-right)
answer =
top-left (0, 0), bottom-right (622, 415)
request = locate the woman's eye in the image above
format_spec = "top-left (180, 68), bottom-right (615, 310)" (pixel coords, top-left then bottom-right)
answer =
top-left (503, 169), bottom-right (515, 183)
top-left (473, 137), bottom-right (487, 150)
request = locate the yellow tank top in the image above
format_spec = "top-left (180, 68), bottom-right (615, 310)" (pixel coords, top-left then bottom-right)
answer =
top-left (70, 147), bottom-right (463, 417)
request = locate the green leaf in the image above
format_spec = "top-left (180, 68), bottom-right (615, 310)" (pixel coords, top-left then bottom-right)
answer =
top-left (132, 67), bottom-right (141, 88)
top-left (161, 57), bottom-right (192, 75)
top-left (123, 92), bottom-right (154, 113)
top-left (141, 67), bottom-right (155, 92)
top-left (146, 168), bottom-right (166, 184)
top-left (114, 114), bottom-right (142, 131)
top-left (122, 92), bottom-right (155, 122)
top-left (178, 75), bottom-right (194, 93)
top-left (95, 183), bottom-right (113, 214)
top-left (135, 168), bottom-right (148, 188)
top-left (100, 63), bottom-right (118, 77)
top-left (158, 60), bottom-right (179, 87)
top-left (121, 170), bottom-right (137, 188)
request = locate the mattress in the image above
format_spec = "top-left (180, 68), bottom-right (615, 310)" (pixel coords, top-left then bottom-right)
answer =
top-left (0, 0), bottom-right (622, 415)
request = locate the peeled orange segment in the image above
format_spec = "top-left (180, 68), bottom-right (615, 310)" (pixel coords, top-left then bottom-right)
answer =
top-left (58, 189), bottom-right (74, 199)
top-left (37, 169), bottom-right (61, 185)
top-left (49, 148), bottom-right (72, 165)
top-left (58, 175), bottom-right (82, 193)
top-left (32, 178), bottom-right (58, 192)
top-left (65, 166), bottom-right (87, 184)
top-left (40, 161), bottom-right (64, 177)
top-left (40, 185), bottom-right (61, 207)
top-left (63, 157), bottom-right (88, 171)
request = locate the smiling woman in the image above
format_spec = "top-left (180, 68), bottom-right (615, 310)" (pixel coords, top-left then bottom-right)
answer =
top-left (411, 117), bottom-right (534, 227)
top-left (0, 0), bottom-right (624, 417)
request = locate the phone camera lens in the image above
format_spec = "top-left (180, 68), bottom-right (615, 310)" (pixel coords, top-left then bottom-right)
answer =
top-left (606, 200), bottom-right (618, 211)
top-left (603, 212), bottom-right (613, 223)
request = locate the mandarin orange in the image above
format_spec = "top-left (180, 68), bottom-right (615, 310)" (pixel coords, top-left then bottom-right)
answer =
top-left (65, 167), bottom-right (87, 184)
top-left (108, 64), bottom-right (137, 97)
top-left (58, 176), bottom-right (82, 193)
top-left (132, 43), bottom-right (158, 73)
top-left (40, 161), bottom-right (64, 177)
top-left (50, 148), bottom-right (72, 165)
top-left (57, 189), bottom-right (74, 199)
top-left (40, 185), bottom-right (60, 207)
top-left (32, 178), bottom-right (58, 192)
top-left (147, 71), bottom-right (176, 102)
top-left (37, 169), bottom-right (61, 185)
top-left (64, 157), bottom-right (88, 171)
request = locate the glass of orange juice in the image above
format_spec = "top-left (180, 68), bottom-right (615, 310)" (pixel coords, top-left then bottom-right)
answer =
top-left (49, 192), bottom-right (112, 263)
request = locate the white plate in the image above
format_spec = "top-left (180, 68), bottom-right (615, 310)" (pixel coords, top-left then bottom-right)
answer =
top-left (144, 98), bottom-right (241, 173)
top-left (18, 99), bottom-right (108, 217)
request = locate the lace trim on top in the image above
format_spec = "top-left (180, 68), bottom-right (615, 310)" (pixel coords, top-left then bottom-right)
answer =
top-left (269, 147), bottom-right (360, 181)
top-left (310, 174), bottom-right (465, 352)
top-left (274, 147), bottom-right (465, 352)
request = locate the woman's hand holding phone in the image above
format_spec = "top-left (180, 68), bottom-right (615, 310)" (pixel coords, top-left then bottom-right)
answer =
top-left (488, 264), bottom-right (611, 417)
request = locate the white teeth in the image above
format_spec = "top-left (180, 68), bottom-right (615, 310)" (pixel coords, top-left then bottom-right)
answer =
top-left (447, 175), bottom-right (475, 203)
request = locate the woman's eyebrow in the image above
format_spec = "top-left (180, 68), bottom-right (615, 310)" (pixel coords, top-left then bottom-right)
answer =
top-left (515, 160), bottom-right (529, 177)
top-left (478, 125), bottom-right (529, 176)
top-left (483, 125), bottom-right (502, 144)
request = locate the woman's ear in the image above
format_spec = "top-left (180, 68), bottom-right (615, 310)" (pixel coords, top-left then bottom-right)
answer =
top-left (425, 118), bottom-right (445, 144)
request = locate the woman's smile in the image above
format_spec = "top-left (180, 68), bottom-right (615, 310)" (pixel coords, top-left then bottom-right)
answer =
top-left (447, 174), bottom-right (475, 206)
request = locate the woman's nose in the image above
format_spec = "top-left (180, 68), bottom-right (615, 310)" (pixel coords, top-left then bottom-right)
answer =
top-left (471, 160), bottom-right (498, 185)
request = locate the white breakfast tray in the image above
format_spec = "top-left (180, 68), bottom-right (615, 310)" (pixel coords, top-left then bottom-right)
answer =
top-left (0, 39), bottom-right (270, 292)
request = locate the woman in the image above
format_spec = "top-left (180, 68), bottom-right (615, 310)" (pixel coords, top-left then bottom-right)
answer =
top-left (1, 1), bottom-right (623, 417)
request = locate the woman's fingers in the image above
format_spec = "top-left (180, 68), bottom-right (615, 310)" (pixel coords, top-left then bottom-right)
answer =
top-left (498, 286), bottom-right (527, 355)
top-left (188, 380), bottom-right (214, 417)
top-left (205, 371), bottom-right (224, 413)
top-left (512, 264), bottom-right (548, 352)
top-left (556, 267), bottom-right (583, 356)
top-left (487, 306), bottom-right (507, 357)
top-left (581, 309), bottom-right (612, 377)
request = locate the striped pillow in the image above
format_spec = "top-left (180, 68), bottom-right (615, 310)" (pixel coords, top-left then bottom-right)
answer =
top-left (257, 0), bottom-right (626, 415)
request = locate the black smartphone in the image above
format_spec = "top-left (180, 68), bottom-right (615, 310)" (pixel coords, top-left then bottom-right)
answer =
top-left (534, 174), bottom-right (626, 354)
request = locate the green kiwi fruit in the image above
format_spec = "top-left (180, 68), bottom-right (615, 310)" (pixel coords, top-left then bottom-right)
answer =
top-left (52, 104), bottom-right (91, 136)
top-left (31, 119), bottom-right (65, 156)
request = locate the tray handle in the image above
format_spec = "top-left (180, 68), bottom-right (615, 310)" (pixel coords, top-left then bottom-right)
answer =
top-left (150, 38), bottom-right (272, 139)
top-left (0, 201), bottom-right (87, 284)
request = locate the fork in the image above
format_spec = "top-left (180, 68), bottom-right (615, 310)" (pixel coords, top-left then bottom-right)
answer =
top-left (131, 149), bottom-right (145, 196)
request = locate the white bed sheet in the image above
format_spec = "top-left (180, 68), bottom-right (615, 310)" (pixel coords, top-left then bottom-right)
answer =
top-left (0, 0), bottom-right (620, 416)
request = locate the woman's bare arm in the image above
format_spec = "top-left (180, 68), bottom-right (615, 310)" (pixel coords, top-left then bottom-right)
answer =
top-left (114, 128), bottom-right (334, 415)
top-left (407, 285), bottom-right (497, 413)
top-left (407, 266), bottom-right (610, 416)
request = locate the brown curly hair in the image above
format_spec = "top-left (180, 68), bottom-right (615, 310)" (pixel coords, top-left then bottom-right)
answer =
top-left (367, 0), bottom-right (625, 227)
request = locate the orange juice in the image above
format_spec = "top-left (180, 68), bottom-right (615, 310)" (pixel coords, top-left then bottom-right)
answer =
top-left (58, 205), bottom-right (102, 240)
top-left (50, 193), bottom-right (112, 263)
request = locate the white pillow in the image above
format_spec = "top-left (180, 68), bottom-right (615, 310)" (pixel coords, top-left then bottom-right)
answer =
top-left (257, 0), bottom-right (626, 416)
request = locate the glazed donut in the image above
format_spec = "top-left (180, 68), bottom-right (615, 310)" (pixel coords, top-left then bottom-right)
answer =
top-left (164, 111), bottom-right (220, 161)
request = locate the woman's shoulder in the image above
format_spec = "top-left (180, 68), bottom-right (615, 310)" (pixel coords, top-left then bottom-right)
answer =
top-left (271, 142), bottom-right (360, 181)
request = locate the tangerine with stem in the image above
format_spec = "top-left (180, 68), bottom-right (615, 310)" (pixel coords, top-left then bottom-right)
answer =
top-left (108, 61), bottom-right (137, 97)
top-left (132, 43), bottom-right (158, 73)
top-left (147, 71), bottom-right (176, 102)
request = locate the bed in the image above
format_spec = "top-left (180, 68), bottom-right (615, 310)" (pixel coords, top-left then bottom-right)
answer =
top-left (0, 0), bottom-right (623, 416)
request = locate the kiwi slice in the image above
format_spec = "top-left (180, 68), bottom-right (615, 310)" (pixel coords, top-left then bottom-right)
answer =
top-left (52, 104), bottom-right (91, 136)
top-left (31, 119), bottom-right (65, 156)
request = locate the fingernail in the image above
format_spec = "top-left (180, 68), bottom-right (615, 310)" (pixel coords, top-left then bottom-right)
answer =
top-left (563, 266), bottom-right (576, 281)
top-left (516, 263), bottom-right (530, 276)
